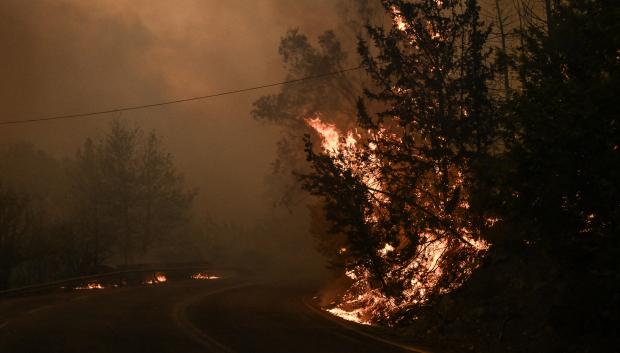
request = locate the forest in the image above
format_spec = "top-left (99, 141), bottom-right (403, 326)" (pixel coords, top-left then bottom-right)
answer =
top-left (0, 120), bottom-right (196, 289)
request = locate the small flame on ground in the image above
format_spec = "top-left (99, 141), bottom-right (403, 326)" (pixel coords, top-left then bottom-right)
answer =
top-left (191, 273), bottom-right (221, 280)
top-left (145, 273), bottom-right (167, 285)
top-left (327, 307), bottom-right (371, 325)
top-left (74, 282), bottom-right (104, 290)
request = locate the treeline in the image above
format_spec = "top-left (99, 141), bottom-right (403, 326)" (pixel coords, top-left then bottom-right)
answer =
top-left (0, 120), bottom-right (195, 289)
top-left (290, 0), bottom-right (616, 352)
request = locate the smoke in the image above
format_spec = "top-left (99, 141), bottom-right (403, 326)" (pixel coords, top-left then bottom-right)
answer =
top-left (0, 0), bottom-right (359, 279)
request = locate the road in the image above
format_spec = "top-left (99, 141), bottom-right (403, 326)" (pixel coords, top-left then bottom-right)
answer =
top-left (0, 277), bottom-right (421, 353)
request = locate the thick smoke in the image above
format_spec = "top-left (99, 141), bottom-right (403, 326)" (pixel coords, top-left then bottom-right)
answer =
top-left (0, 0), bottom-right (356, 280)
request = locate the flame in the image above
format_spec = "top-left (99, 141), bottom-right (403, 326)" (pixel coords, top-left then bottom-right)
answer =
top-left (378, 243), bottom-right (395, 256)
top-left (327, 307), bottom-right (371, 325)
top-left (145, 273), bottom-right (167, 285)
top-left (305, 116), bottom-right (356, 156)
top-left (191, 273), bottom-right (220, 280)
top-left (391, 6), bottom-right (409, 32)
top-left (306, 115), bottom-right (489, 324)
top-left (74, 282), bottom-right (104, 290)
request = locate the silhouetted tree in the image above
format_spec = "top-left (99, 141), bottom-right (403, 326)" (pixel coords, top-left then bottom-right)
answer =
top-left (0, 182), bottom-right (31, 289)
top-left (73, 120), bottom-right (195, 267)
top-left (137, 132), bottom-right (194, 254)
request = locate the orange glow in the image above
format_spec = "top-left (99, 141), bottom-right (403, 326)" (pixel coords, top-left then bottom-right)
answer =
top-left (191, 273), bottom-right (220, 280)
top-left (74, 282), bottom-right (104, 290)
top-left (305, 115), bottom-right (356, 156)
top-left (145, 273), bottom-right (167, 285)
top-left (391, 6), bottom-right (409, 32)
top-left (307, 114), bottom-right (490, 324)
top-left (327, 307), bottom-right (371, 325)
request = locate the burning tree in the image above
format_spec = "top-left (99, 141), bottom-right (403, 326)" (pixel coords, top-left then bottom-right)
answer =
top-left (302, 0), bottom-right (498, 323)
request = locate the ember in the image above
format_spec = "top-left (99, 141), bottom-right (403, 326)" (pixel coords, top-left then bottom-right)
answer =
top-left (191, 273), bottom-right (220, 280)
top-left (74, 282), bottom-right (104, 290)
top-left (144, 273), bottom-right (167, 285)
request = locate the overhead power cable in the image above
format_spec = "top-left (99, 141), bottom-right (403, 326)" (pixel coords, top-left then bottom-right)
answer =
top-left (0, 66), bottom-right (363, 126)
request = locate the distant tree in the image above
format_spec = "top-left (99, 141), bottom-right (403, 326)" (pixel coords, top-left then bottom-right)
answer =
top-left (137, 132), bottom-right (194, 254)
top-left (0, 144), bottom-right (71, 286)
top-left (0, 182), bottom-right (31, 289)
top-left (72, 120), bottom-right (195, 267)
top-left (73, 137), bottom-right (111, 271)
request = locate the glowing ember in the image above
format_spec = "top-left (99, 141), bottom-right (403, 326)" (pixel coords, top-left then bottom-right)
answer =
top-left (74, 282), bottom-right (104, 290)
top-left (191, 273), bottom-right (220, 280)
top-left (391, 6), bottom-right (409, 32)
top-left (145, 273), bottom-right (167, 285)
top-left (378, 243), bottom-right (395, 256)
top-left (327, 307), bottom-right (371, 325)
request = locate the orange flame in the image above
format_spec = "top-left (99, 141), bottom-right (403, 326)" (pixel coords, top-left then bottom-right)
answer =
top-left (74, 282), bottom-right (104, 290)
top-left (191, 273), bottom-right (220, 280)
top-left (307, 115), bottom-right (489, 324)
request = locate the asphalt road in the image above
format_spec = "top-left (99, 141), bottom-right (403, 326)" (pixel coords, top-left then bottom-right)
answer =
top-left (0, 278), bottom-right (418, 353)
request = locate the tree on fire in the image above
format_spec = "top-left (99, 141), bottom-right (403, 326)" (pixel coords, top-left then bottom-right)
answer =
top-left (252, 27), bottom-right (370, 269)
top-left (252, 29), bottom-right (359, 207)
top-left (303, 0), bottom-right (497, 309)
top-left (303, 0), bottom-right (619, 350)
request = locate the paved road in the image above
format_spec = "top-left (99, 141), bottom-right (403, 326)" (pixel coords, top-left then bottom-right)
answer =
top-left (0, 278), bottom-right (418, 353)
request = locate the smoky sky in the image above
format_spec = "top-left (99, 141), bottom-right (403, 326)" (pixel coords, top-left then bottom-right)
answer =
top-left (0, 0), bottom-right (354, 226)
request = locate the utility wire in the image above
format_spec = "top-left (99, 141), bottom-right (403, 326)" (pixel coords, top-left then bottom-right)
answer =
top-left (0, 66), bottom-right (363, 126)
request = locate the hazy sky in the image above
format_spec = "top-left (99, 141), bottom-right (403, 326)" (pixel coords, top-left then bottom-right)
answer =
top-left (0, 0), bottom-right (353, 225)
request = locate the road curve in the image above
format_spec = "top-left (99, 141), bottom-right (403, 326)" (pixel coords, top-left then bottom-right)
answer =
top-left (0, 278), bottom-right (419, 353)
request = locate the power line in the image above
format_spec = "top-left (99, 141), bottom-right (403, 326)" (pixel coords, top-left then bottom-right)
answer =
top-left (0, 66), bottom-right (363, 126)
